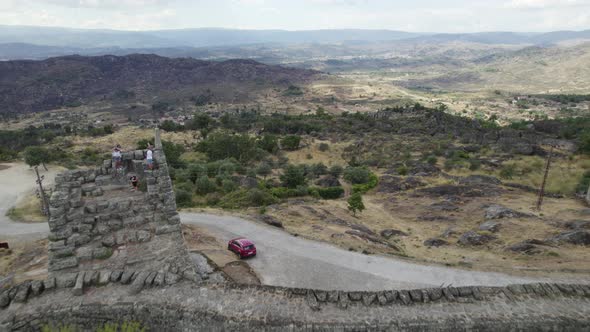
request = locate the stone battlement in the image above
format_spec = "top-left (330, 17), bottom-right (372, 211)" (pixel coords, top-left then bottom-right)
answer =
top-left (45, 129), bottom-right (195, 295)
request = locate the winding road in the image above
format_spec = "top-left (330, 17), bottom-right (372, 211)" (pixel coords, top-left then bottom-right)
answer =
top-left (181, 213), bottom-right (588, 291)
top-left (1, 163), bottom-right (588, 291)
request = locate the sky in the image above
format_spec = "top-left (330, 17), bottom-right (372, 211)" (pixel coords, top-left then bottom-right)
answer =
top-left (0, 0), bottom-right (589, 32)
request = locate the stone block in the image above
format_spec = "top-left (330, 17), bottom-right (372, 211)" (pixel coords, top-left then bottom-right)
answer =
top-left (83, 271), bottom-right (98, 286)
top-left (137, 230), bottom-right (151, 243)
top-left (362, 293), bottom-right (377, 306)
top-left (120, 271), bottom-right (134, 284)
top-left (30, 280), bottom-right (44, 296)
top-left (0, 292), bottom-right (10, 308)
top-left (129, 271), bottom-right (150, 295)
top-left (145, 272), bottom-right (157, 286)
top-left (55, 273), bottom-right (78, 288)
top-left (43, 277), bottom-right (56, 291)
top-left (13, 282), bottom-right (31, 303)
top-left (110, 271), bottom-right (124, 282)
top-left (156, 224), bottom-right (181, 235)
top-left (153, 272), bottom-right (165, 286)
top-left (164, 272), bottom-right (181, 285)
top-left (73, 272), bottom-right (85, 296)
top-left (48, 256), bottom-right (78, 272)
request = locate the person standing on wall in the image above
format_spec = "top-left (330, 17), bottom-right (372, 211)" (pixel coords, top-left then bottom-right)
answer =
top-left (112, 144), bottom-right (123, 176)
top-left (146, 144), bottom-right (154, 170)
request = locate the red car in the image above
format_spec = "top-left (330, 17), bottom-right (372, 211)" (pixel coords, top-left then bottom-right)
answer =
top-left (227, 238), bottom-right (257, 259)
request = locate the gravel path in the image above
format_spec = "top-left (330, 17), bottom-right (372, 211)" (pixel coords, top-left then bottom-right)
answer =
top-left (180, 212), bottom-right (589, 291)
top-left (0, 163), bottom-right (53, 237)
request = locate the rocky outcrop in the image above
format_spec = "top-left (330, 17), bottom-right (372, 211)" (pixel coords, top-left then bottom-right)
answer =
top-left (458, 231), bottom-right (497, 246)
top-left (548, 231), bottom-right (590, 246)
top-left (484, 204), bottom-right (533, 220)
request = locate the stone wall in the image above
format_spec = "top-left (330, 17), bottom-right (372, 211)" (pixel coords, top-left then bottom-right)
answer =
top-left (45, 129), bottom-right (195, 295)
top-left (1, 280), bottom-right (590, 331)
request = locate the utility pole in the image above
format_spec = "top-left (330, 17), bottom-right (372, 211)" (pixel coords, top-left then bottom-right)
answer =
top-left (34, 166), bottom-right (49, 217)
top-left (536, 146), bottom-right (553, 211)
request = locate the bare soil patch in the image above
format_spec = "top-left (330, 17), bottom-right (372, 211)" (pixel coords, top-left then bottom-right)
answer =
top-left (182, 224), bottom-right (260, 285)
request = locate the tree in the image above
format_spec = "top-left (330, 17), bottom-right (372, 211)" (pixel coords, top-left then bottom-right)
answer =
top-left (256, 163), bottom-right (272, 179)
top-left (257, 135), bottom-right (279, 154)
top-left (328, 165), bottom-right (344, 178)
top-left (187, 113), bottom-right (213, 130)
top-left (281, 135), bottom-right (301, 151)
top-left (343, 166), bottom-right (371, 184)
top-left (196, 131), bottom-right (258, 163)
top-left (23, 146), bottom-right (50, 170)
top-left (347, 192), bottom-right (365, 216)
top-left (280, 164), bottom-right (306, 188)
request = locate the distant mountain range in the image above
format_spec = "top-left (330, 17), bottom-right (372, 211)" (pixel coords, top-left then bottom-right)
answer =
top-left (1, 25), bottom-right (590, 61)
top-left (0, 54), bottom-right (318, 115)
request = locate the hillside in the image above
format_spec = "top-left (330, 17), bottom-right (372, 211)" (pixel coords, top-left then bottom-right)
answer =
top-left (0, 54), bottom-right (319, 115)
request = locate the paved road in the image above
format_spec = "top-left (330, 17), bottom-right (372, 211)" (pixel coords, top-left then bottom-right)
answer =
top-left (180, 213), bottom-right (587, 291)
top-left (0, 163), bottom-right (52, 237)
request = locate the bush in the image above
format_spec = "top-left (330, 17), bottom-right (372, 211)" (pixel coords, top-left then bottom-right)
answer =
top-left (196, 131), bottom-right (258, 163)
top-left (577, 171), bottom-right (590, 193)
top-left (347, 192), bottom-right (365, 216)
top-left (317, 186), bottom-right (344, 199)
top-left (280, 164), bottom-right (307, 188)
top-left (318, 143), bottom-right (330, 152)
top-left (469, 159), bottom-right (481, 171)
top-left (281, 135), bottom-right (301, 151)
top-left (175, 189), bottom-right (193, 207)
top-left (256, 162), bottom-right (272, 178)
top-left (257, 135), bottom-right (279, 154)
top-left (426, 155), bottom-right (437, 165)
top-left (195, 176), bottom-right (217, 195)
top-left (500, 164), bottom-right (517, 179)
top-left (396, 165), bottom-right (408, 176)
top-left (328, 165), bottom-right (344, 178)
top-left (343, 166), bottom-right (372, 184)
top-left (352, 173), bottom-right (378, 194)
top-left (220, 188), bottom-right (278, 208)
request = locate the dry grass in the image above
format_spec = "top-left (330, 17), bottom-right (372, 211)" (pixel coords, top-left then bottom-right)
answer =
top-left (284, 139), bottom-right (349, 166)
top-left (0, 239), bottom-right (48, 284)
top-left (6, 193), bottom-right (47, 223)
top-left (262, 178), bottom-right (590, 277)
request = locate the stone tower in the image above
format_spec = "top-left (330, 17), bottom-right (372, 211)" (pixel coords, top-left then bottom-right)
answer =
top-left (46, 129), bottom-right (195, 292)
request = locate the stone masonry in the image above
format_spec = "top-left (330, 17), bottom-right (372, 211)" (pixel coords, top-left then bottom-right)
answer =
top-left (45, 129), bottom-right (196, 295)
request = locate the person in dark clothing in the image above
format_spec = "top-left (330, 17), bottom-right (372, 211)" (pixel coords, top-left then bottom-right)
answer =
top-left (130, 175), bottom-right (139, 191)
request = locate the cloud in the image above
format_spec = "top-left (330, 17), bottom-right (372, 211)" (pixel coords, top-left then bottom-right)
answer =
top-left (506, 0), bottom-right (589, 9)
top-left (42, 0), bottom-right (170, 9)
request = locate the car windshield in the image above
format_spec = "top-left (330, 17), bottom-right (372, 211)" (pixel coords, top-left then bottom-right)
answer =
top-left (243, 245), bottom-right (254, 250)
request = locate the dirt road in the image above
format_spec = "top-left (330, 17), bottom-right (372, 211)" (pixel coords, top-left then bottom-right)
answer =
top-left (0, 163), bottom-right (54, 237)
top-left (179, 213), bottom-right (589, 291)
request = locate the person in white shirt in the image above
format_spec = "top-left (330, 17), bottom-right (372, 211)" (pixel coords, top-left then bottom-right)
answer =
top-left (112, 144), bottom-right (122, 170)
top-left (146, 145), bottom-right (154, 170)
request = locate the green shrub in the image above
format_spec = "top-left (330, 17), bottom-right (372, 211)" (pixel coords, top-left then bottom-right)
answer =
top-left (347, 192), bottom-right (365, 216)
top-left (577, 171), bottom-right (590, 193)
top-left (220, 189), bottom-right (278, 208)
top-left (352, 173), bottom-right (378, 194)
top-left (426, 155), bottom-right (438, 165)
top-left (396, 165), bottom-right (408, 176)
top-left (281, 135), bottom-right (301, 151)
top-left (329, 165), bottom-right (344, 178)
top-left (318, 143), bottom-right (330, 152)
top-left (469, 159), bottom-right (481, 171)
top-left (195, 176), bottom-right (217, 195)
top-left (221, 179), bottom-right (238, 193)
top-left (500, 164), bottom-right (517, 179)
top-left (280, 164), bottom-right (307, 188)
top-left (343, 166), bottom-right (372, 184)
top-left (317, 186), bottom-right (345, 199)
top-left (175, 189), bottom-right (193, 207)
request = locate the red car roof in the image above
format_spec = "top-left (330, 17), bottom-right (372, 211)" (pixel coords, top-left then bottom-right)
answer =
top-left (231, 238), bottom-right (254, 246)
